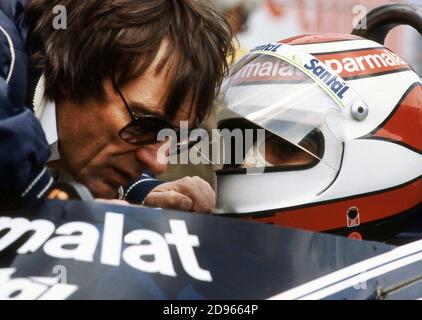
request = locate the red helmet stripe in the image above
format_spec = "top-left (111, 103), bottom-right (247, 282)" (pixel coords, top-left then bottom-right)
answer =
top-left (373, 84), bottom-right (422, 153)
top-left (250, 177), bottom-right (421, 232)
top-left (313, 48), bottom-right (411, 80)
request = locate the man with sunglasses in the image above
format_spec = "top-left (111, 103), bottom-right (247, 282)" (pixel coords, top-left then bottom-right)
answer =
top-left (0, 0), bottom-right (233, 212)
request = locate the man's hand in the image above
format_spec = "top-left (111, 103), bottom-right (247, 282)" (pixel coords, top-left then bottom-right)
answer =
top-left (144, 176), bottom-right (215, 213)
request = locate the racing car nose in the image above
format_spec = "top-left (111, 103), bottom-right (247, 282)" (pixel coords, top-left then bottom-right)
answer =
top-left (134, 143), bottom-right (168, 175)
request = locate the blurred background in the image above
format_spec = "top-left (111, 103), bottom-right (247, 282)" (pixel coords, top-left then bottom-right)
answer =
top-left (218, 0), bottom-right (421, 72)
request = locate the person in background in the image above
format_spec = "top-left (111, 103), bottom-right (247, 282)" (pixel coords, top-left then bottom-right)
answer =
top-left (158, 0), bottom-right (261, 188)
top-left (0, 0), bottom-right (234, 213)
top-left (213, 0), bottom-right (262, 60)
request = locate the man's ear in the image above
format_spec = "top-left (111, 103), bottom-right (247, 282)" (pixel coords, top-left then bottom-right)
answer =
top-left (53, 85), bottom-right (69, 105)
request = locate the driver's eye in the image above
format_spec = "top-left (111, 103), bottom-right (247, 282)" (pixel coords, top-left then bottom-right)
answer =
top-left (262, 136), bottom-right (291, 165)
top-left (262, 135), bottom-right (315, 166)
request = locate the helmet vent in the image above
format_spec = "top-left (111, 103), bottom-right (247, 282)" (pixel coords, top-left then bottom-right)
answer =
top-left (351, 102), bottom-right (369, 121)
top-left (347, 207), bottom-right (360, 228)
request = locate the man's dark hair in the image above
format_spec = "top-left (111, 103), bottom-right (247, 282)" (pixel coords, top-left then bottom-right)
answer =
top-left (25, 0), bottom-right (234, 122)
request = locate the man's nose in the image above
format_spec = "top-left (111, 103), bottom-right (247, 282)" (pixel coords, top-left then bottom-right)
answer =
top-left (135, 142), bottom-right (168, 175)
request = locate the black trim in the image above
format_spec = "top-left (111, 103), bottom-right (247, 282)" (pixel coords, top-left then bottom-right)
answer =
top-left (361, 136), bottom-right (422, 155)
top-left (360, 82), bottom-right (421, 137)
top-left (311, 46), bottom-right (383, 56)
top-left (216, 162), bottom-right (317, 176)
top-left (216, 175), bottom-right (422, 217)
top-left (216, 120), bottom-right (325, 175)
top-left (341, 67), bottom-right (412, 81)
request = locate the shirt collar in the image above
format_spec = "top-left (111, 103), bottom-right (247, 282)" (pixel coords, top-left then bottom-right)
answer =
top-left (33, 75), bottom-right (60, 162)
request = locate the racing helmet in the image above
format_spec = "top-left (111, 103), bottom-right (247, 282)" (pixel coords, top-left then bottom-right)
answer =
top-left (214, 34), bottom-right (422, 241)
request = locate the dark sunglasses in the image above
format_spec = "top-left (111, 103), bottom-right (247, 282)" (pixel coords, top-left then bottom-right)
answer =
top-left (112, 79), bottom-right (200, 154)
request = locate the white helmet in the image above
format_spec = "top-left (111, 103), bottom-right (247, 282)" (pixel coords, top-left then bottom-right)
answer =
top-left (215, 34), bottom-right (422, 241)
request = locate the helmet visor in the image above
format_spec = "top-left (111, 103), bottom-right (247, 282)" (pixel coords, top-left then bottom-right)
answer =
top-left (218, 53), bottom-right (349, 171)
